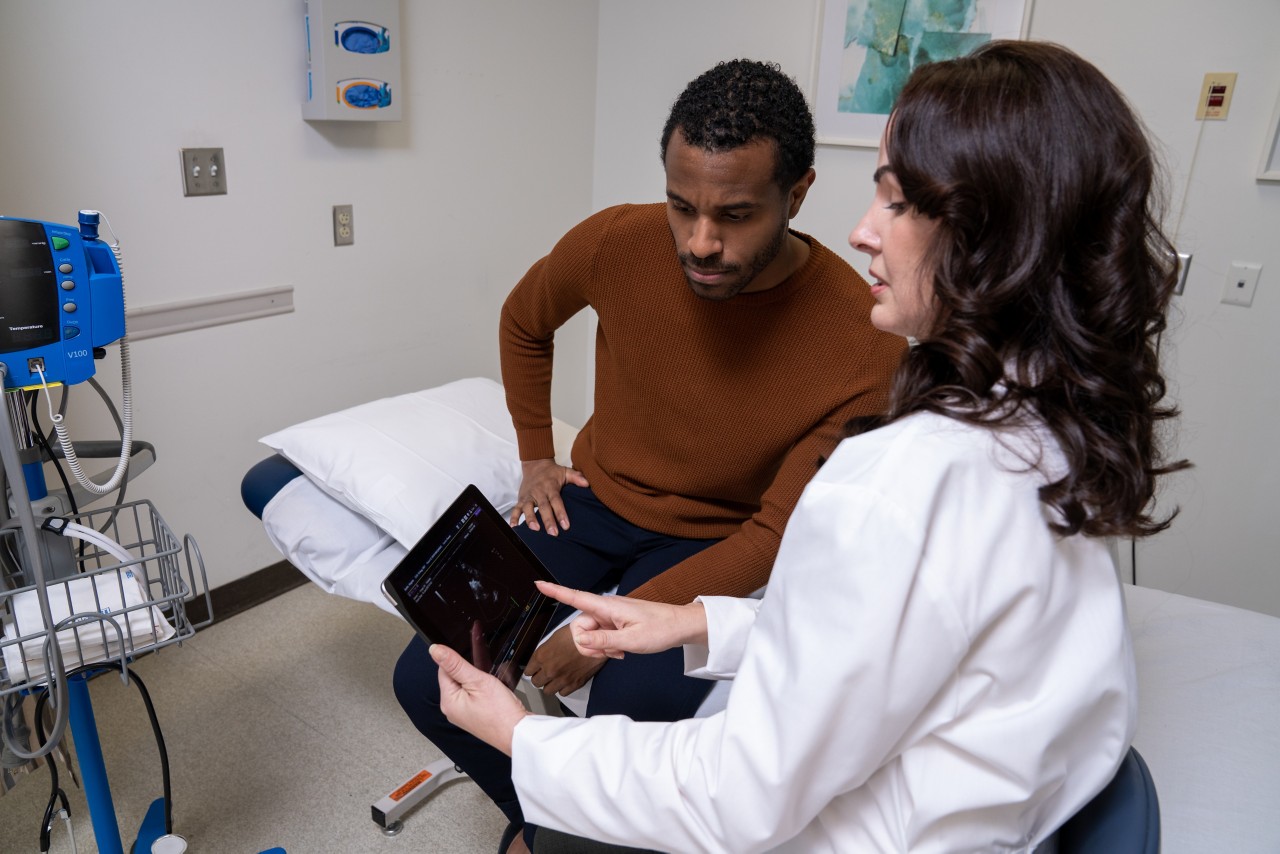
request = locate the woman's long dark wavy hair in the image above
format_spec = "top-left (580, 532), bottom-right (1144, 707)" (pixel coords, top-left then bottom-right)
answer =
top-left (874, 41), bottom-right (1188, 538)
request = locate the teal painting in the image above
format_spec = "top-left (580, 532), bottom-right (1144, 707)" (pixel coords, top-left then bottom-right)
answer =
top-left (840, 0), bottom-right (989, 116)
top-left (813, 0), bottom-right (1027, 145)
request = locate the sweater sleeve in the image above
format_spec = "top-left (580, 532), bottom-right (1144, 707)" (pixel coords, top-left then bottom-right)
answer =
top-left (499, 212), bottom-right (604, 461)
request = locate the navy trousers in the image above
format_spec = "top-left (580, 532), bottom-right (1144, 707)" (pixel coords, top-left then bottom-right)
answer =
top-left (392, 485), bottom-right (720, 831)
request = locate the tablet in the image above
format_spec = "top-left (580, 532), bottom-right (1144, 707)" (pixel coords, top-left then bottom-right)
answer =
top-left (381, 484), bottom-right (559, 689)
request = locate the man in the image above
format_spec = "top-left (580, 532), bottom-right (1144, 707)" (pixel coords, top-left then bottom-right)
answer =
top-left (394, 58), bottom-right (905, 853)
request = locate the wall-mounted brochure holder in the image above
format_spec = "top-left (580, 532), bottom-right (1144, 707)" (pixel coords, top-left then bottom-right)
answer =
top-left (303, 0), bottom-right (402, 122)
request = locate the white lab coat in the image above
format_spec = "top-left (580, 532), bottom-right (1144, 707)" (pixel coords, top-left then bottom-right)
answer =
top-left (512, 412), bottom-right (1137, 853)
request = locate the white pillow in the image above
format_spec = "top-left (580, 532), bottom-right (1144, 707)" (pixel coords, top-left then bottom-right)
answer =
top-left (260, 473), bottom-right (401, 614)
top-left (259, 377), bottom-right (578, 549)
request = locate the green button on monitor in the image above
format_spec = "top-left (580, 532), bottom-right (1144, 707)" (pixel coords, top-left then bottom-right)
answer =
top-left (51, 236), bottom-right (70, 250)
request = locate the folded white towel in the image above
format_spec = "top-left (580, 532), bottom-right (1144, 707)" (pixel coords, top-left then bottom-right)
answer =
top-left (2, 569), bottom-right (176, 684)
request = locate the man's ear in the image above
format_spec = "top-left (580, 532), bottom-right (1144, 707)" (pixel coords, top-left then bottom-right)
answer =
top-left (787, 168), bottom-right (817, 218)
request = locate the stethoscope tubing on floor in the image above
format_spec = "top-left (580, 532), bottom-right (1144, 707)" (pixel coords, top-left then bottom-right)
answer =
top-left (34, 685), bottom-right (74, 853)
top-left (33, 661), bottom-right (174, 853)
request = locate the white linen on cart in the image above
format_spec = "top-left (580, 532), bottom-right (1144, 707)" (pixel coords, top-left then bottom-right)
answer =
top-left (2, 570), bottom-right (176, 683)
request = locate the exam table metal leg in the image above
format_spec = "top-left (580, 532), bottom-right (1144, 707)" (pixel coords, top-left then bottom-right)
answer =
top-left (371, 758), bottom-right (467, 835)
top-left (371, 681), bottom-right (560, 835)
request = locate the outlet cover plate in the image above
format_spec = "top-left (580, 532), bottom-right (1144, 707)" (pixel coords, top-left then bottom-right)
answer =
top-left (333, 204), bottom-right (354, 246)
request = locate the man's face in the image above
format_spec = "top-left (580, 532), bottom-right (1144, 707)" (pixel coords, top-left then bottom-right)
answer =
top-left (664, 130), bottom-right (807, 301)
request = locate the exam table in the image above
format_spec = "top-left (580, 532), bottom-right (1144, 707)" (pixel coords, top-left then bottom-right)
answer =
top-left (242, 378), bottom-right (1280, 853)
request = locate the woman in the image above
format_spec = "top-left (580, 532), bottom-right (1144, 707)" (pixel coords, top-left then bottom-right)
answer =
top-left (431, 41), bottom-right (1187, 853)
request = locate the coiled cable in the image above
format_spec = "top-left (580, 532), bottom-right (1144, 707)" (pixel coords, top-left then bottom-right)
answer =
top-left (42, 214), bottom-right (134, 495)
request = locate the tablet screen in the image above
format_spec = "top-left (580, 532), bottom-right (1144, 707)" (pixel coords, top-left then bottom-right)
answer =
top-left (382, 485), bottom-right (558, 688)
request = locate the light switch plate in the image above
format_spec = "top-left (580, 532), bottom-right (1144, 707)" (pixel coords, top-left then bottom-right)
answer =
top-left (180, 148), bottom-right (227, 196)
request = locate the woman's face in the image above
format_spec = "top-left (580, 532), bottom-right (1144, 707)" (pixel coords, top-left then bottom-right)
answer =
top-left (848, 134), bottom-right (939, 340)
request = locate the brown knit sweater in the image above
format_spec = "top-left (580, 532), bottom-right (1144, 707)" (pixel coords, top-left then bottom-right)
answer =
top-left (500, 203), bottom-right (905, 605)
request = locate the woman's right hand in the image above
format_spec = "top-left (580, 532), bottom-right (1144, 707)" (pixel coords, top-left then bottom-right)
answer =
top-left (509, 459), bottom-right (590, 536)
top-left (536, 581), bottom-right (708, 659)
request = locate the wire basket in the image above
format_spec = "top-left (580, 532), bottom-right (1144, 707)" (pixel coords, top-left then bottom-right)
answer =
top-left (0, 499), bottom-right (209, 697)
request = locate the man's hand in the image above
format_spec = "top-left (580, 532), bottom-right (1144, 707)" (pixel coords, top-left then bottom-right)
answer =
top-left (523, 625), bottom-right (606, 697)
top-left (509, 459), bottom-right (590, 536)
top-left (538, 581), bottom-right (709, 658)
top-left (431, 644), bottom-right (530, 756)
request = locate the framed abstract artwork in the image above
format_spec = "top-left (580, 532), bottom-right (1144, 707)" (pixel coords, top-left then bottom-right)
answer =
top-left (810, 0), bottom-right (1034, 148)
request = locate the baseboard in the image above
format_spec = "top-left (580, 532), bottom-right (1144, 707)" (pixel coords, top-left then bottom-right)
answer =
top-left (186, 560), bottom-right (308, 626)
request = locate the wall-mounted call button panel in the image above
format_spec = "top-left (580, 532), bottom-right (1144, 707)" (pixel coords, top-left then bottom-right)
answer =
top-left (1196, 73), bottom-right (1237, 121)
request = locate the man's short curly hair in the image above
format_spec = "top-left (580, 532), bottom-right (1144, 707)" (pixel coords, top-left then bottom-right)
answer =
top-left (661, 59), bottom-right (816, 189)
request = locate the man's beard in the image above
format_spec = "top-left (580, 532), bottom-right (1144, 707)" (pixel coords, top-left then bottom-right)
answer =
top-left (679, 221), bottom-right (788, 301)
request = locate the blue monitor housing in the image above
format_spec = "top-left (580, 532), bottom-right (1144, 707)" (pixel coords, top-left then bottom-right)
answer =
top-left (0, 213), bottom-right (124, 389)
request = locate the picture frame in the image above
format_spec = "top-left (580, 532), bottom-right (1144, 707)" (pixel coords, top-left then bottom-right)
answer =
top-left (1258, 89), bottom-right (1280, 183)
top-left (810, 0), bottom-right (1035, 148)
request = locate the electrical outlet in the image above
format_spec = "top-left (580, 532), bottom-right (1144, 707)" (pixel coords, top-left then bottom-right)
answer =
top-left (180, 148), bottom-right (227, 196)
top-left (1221, 262), bottom-right (1261, 307)
top-left (333, 204), bottom-right (354, 246)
